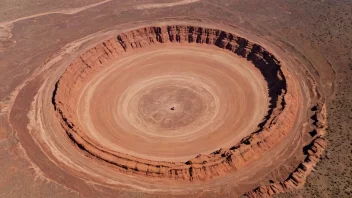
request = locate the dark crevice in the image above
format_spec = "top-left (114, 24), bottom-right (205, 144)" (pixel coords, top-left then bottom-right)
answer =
top-left (52, 81), bottom-right (59, 110)
top-left (80, 57), bottom-right (91, 68)
top-left (102, 42), bottom-right (113, 55)
top-left (117, 35), bottom-right (127, 51)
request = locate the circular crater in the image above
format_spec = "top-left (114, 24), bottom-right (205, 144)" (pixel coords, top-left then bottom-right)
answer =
top-left (53, 25), bottom-right (292, 179)
top-left (37, 24), bottom-right (328, 195)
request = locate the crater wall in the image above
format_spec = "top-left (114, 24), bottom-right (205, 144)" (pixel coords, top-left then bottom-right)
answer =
top-left (51, 25), bottom-right (326, 189)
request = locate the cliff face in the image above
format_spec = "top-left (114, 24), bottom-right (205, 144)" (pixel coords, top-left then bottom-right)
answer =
top-left (52, 25), bottom-right (325, 187)
top-left (245, 137), bottom-right (327, 198)
top-left (245, 101), bottom-right (328, 197)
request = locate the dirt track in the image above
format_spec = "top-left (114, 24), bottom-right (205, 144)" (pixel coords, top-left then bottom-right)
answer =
top-left (1, 1), bottom-right (350, 198)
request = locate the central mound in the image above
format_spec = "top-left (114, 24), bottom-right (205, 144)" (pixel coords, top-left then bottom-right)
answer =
top-left (51, 25), bottom-right (326, 187)
top-left (138, 84), bottom-right (206, 129)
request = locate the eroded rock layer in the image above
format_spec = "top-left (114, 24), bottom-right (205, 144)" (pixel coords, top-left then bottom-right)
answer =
top-left (52, 25), bottom-right (324, 187)
top-left (244, 101), bottom-right (328, 197)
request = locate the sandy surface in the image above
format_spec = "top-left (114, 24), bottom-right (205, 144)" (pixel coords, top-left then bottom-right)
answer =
top-left (0, 0), bottom-right (351, 198)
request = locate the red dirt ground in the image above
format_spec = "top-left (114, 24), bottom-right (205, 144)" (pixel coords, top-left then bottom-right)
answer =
top-left (0, 1), bottom-right (350, 198)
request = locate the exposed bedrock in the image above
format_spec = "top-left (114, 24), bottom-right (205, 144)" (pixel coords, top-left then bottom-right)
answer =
top-left (52, 25), bottom-right (326, 188)
top-left (245, 101), bottom-right (328, 197)
top-left (244, 137), bottom-right (327, 198)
